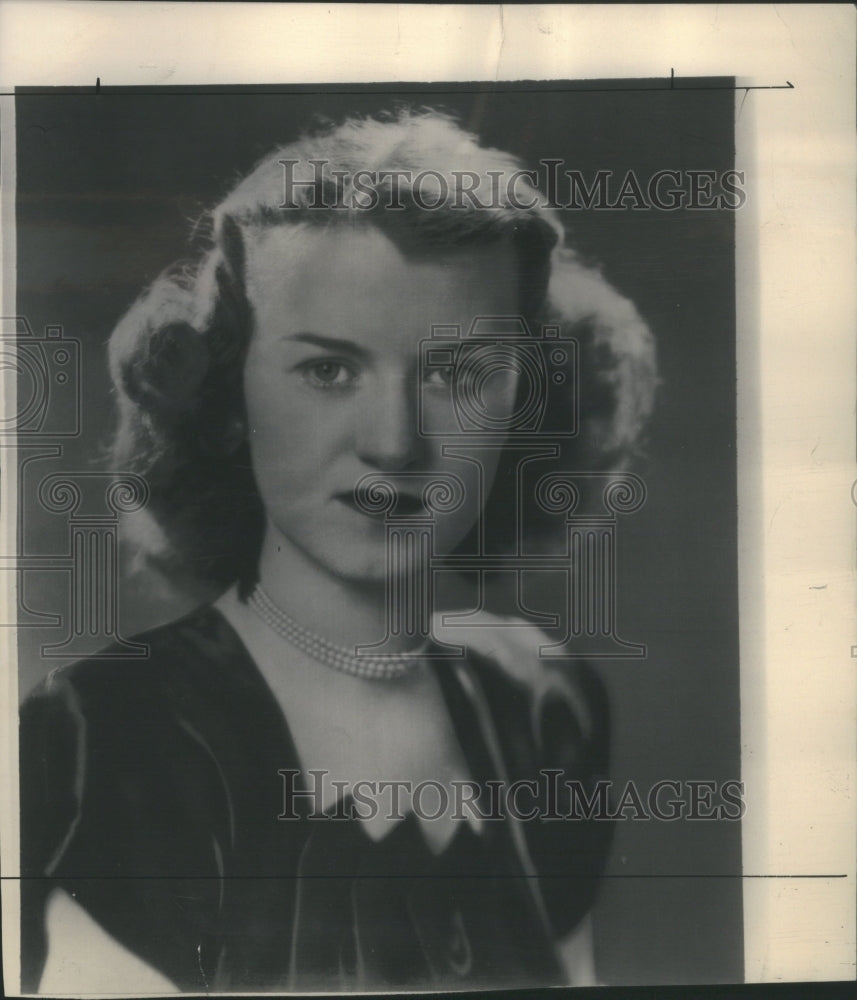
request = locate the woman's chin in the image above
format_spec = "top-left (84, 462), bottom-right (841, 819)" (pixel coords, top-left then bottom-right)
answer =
top-left (307, 540), bottom-right (422, 586)
top-left (325, 548), bottom-right (435, 587)
top-left (269, 518), bottom-right (448, 587)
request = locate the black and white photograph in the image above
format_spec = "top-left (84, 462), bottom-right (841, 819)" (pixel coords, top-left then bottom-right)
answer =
top-left (1, 4), bottom-right (854, 996)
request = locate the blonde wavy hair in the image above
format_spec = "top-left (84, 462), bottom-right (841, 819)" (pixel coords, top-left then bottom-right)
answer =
top-left (108, 107), bottom-right (658, 595)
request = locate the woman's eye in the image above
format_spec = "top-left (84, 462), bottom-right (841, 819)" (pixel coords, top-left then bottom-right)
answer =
top-left (302, 360), bottom-right (356, 389)
top-left (423, 365), bottom-right (455, 388)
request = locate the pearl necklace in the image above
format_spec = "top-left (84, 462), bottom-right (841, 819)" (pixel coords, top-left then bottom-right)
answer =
top-left (247, 584), bottom-right (424, 680)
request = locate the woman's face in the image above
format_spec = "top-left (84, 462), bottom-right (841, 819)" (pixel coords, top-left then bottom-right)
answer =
top-left (242, 224), bottom-right (520, 583)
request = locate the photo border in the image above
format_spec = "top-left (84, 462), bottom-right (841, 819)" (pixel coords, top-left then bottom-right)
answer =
top-left (0, 2), bottom-right (853, 992)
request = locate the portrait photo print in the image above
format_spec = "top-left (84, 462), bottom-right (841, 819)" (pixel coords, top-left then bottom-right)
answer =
top-left (10, 81), bottom-right (741, 991)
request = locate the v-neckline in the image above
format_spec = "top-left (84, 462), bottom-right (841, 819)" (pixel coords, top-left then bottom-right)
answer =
top-left (200, 600), bottom-right (502, 840)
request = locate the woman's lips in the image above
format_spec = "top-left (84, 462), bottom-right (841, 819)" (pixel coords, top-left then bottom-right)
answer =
top-left (335, 492), bottom-right (372, 515)
top-left (335, 492), bottom-right (425, 517)
top-left (392, 494), bottom-right (425, 515)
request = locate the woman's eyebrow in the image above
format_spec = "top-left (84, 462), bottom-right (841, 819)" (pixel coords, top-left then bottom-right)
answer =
top-left (283, 331), bottom-right (371, 361)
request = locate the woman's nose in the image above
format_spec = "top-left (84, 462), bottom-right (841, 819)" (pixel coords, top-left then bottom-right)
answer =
top-left (355, 375), bottom-right (423, 471)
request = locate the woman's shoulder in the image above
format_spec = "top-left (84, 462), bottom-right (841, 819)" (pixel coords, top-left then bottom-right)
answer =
top-left (19, 602), bottom-right (256, 839)
top-left (434, 612), bottom-right (614, 939)
top-left (19, 603), bottom-right (255, 878)
top-left (434, 612), bottom-right (609, 741)
top-left (23, 602), bottom-right (246, 715)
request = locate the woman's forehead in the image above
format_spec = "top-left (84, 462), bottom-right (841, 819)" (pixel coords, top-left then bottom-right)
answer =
top-left (243, 223), bottom-right (520, 320)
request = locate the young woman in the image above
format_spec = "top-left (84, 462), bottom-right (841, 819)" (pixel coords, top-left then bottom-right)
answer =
top-left (20, 108), bottom-right (657, 992)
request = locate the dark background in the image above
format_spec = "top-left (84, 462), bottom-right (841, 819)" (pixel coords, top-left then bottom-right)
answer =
top-left (15, 81), bottom-right (741, 986)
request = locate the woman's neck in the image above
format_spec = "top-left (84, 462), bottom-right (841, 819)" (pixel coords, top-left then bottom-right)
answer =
top-left (254, 522), bottom-right (416, 654)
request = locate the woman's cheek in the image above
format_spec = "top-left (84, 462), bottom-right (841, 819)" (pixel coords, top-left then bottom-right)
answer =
top-left (433, 450), bottom-right (501, 553)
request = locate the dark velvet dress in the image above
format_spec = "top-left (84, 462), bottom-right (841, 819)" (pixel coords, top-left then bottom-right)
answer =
top-left (20, 604), bottom-right (613, 992)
